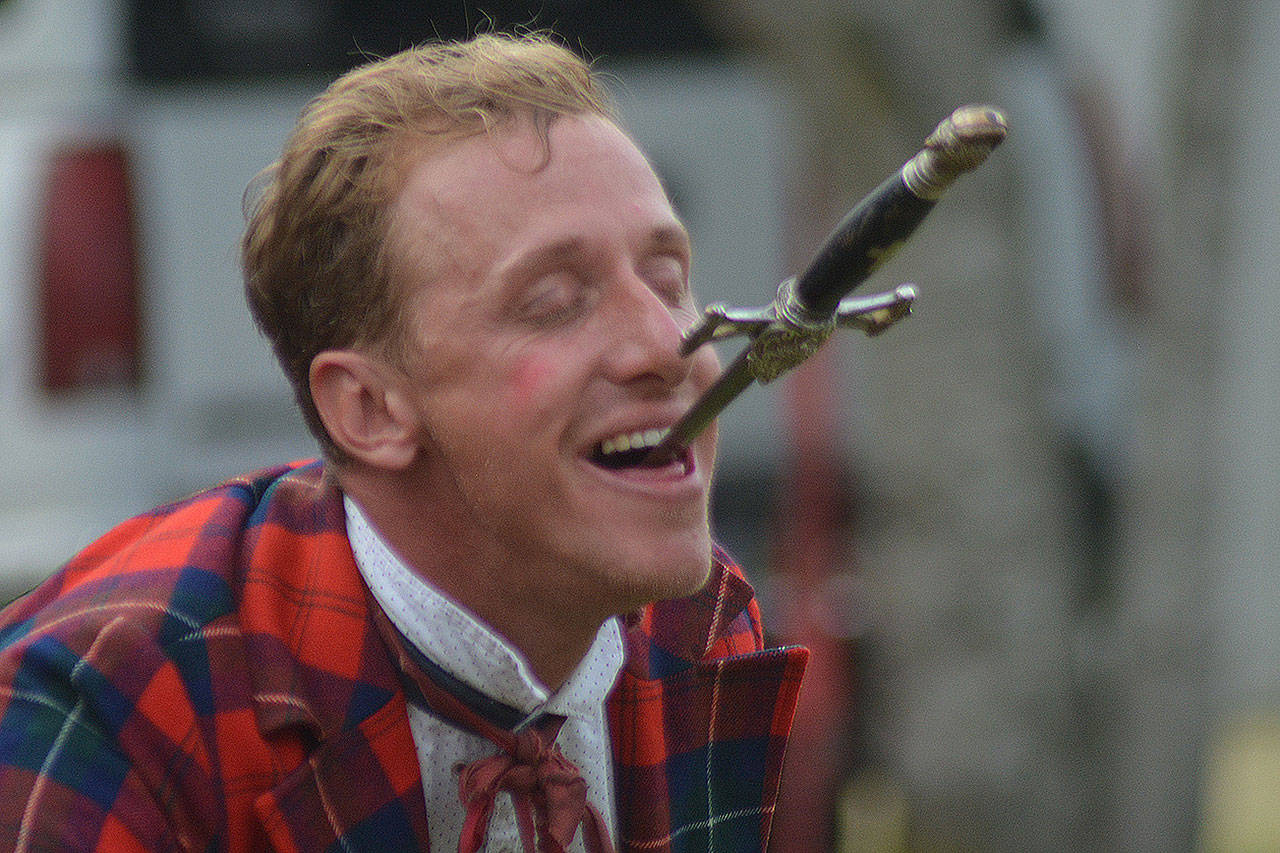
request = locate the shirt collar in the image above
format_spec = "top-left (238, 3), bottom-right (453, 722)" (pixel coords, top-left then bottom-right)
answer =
top-left (344, 495), bottom-right (625, 724)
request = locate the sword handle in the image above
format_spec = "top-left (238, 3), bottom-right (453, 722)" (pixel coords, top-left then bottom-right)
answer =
top-left (792, 105), bottom-right (1007, 318)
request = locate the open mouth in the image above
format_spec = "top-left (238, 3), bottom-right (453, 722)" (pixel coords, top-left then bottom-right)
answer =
top-left (590, 427), bottom-right (682, 471)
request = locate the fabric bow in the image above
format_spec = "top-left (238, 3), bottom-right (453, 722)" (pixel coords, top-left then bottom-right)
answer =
top-left (456, 721), bottom-right (614, 853)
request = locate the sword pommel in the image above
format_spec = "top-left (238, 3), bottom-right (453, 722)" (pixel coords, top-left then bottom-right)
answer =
top-left (903, 105), bottom-right (1008, 200)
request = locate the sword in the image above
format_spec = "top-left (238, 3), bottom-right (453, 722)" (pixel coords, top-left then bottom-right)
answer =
top-left (646, 104), bottom-right (1008, 464)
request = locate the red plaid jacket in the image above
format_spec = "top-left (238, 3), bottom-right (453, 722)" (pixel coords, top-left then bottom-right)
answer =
top-left (0, 460), bottom-right (807, 851)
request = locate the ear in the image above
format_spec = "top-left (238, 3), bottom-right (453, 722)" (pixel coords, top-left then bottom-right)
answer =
top-left (310, 349), bottom-right (419, 470)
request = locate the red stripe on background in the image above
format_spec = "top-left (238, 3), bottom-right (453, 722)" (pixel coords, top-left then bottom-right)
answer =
top-left (39, 143), bottom-right (142, 391)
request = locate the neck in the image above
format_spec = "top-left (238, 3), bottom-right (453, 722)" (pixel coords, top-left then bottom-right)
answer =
top-left (338, 462), bottom-right (606, 690)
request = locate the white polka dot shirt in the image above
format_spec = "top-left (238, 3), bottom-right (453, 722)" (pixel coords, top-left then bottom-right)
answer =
top-left (345, 496), bottom-right (624, 853)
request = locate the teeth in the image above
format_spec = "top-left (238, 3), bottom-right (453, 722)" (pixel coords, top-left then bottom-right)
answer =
top-left (598, 427), bottom-right (670, 456)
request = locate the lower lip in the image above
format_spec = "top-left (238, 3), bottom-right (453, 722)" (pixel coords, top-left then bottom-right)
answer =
top-left (582, 448), bottom-right (702, 494)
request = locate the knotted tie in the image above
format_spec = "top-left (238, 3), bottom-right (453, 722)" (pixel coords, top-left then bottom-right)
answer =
top-left (369, 601), bottom-right (616, 853)
top-left (456, 714), bottom-right (614, 853)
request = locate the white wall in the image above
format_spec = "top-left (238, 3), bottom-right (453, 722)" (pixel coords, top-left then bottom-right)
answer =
top-left (0, 0), bottom-right (149, 582)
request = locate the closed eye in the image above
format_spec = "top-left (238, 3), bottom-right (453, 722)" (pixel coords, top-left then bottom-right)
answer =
top-left (517, 271), bottom-right (591, 326)
top-left (645, 252), bottom-right (696, 308)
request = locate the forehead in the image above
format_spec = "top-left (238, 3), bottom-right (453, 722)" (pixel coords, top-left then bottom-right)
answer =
top-left (387, 114), bottom-right (680, 278)
top-left (412, 112), bottom-right (661, 198)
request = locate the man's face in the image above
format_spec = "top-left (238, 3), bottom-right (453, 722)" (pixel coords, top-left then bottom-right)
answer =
top-left (383, 113), bottom-right (720, 619)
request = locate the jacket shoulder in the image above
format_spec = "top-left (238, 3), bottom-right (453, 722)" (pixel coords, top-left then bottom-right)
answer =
top-left (0, 460), bottom-right (323, 642)
top-left (0, 460), bottom-right (334, 851)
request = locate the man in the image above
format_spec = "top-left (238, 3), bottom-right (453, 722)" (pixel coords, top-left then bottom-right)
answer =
top-left (0, 33), bottom-right (807, 852)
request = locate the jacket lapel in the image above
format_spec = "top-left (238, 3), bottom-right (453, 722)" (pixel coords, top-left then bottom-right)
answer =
top-left (235, 462), bottom-right (431, 851)
top-left (254, 693), bottom-right (430, 852)
top-left (609, 558), bottom-right (809, 853)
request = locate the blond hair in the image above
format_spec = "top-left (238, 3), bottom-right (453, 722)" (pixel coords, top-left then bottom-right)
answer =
top-left (242, 33), bottom-right (614, 458)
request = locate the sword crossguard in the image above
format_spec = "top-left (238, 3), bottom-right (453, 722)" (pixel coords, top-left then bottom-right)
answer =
top-left (747, 322), bottom-right (835, 384)
top-left (680, 281), bottom-right (918, 383)
top-left (837, 282), bottom-right (918, 335)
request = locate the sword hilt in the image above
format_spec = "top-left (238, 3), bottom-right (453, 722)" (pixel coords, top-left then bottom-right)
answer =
top-left (794, 104), bottom-right (1007, 317)
top-left (644, 105), bottom-right (1007, 465)
top-left (645, 284), bottom-right (917, 464)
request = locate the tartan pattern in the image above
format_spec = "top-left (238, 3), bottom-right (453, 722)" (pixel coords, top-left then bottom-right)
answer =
top-left (612, 566), bottom-right (807, 853)
top-left (0, 460), bottom-right (807, 851)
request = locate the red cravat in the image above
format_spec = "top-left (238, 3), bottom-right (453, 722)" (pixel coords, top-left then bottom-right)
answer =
top-left (369, 599), bottom-right (616, 853)
top-left (456, 714), bottom-right (614, 853)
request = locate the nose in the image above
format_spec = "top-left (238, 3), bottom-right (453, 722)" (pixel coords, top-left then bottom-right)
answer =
top-left (600, 276), bottom-right (693, 392)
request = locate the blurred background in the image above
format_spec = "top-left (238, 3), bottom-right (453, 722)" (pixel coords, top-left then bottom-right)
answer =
top-left (1, 0), bottom-right (1276, 849)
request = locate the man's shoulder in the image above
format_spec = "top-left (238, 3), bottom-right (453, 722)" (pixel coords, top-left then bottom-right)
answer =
top-left (0, 461), bottom-right (351, 851)
top-left (0, 459), bottom-right (334, 653)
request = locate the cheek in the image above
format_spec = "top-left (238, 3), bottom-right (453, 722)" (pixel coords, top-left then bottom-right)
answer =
top-left (510, 354), bottom-right (559, 409)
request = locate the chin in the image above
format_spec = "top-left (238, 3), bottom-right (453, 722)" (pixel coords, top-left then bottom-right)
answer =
top-left (615, 533), bottom-right (715, 608)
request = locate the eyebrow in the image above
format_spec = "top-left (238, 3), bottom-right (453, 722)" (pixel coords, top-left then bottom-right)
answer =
top-left (498, 238), bottom-right (591, 293)
top-left (499, 223), bottom-right (692, 289)
top-left (648, 222), bottom-right (692, 253)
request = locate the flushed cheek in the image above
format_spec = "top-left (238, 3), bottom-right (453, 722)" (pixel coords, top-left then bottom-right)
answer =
top-left (510, 353), bottom-right (560, 409)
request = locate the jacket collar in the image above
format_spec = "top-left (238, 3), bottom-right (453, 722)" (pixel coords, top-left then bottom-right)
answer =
top-left (236, 462), bottom-right (431, 851)
top-left (236, 461), bottom-right (401, 744)
top-left (620, 548), bottom-right (760, 681)
top-left (237, 464), bottom-right (767, 737)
